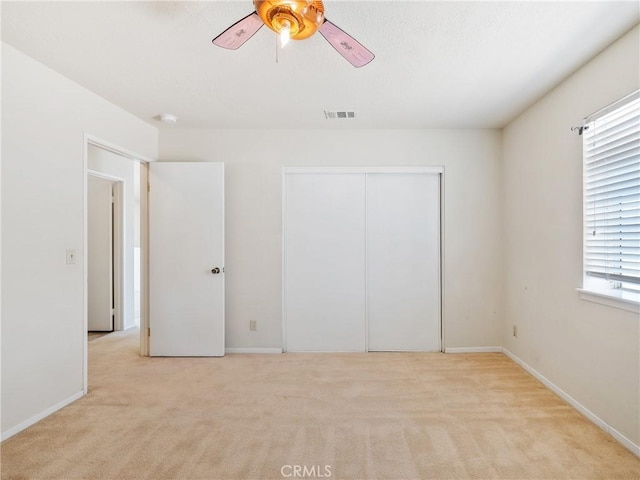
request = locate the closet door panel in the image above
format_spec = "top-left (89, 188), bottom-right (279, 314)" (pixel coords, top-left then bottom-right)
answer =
top-left (367, 173), bottom-right (441, 351)
top-left (284, 174), bottom-right (366, 352)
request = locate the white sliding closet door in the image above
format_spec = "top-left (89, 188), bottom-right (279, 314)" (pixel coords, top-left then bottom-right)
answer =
top-left (366, 173), bottom-right (441, 351)
top-left (284, 174), bottom-right (366, 352)
top-left (283, 167), bottom-right (441, 353)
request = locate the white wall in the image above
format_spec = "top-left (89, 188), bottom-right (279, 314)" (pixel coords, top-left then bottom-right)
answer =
top-left (159, 129), bottom-right (504, 351)
top-left (1, 43), bottom-right (158, 438)
top-left (88, 145), bottom-right (137, 330)
top-left (502, 25), bottom-right (640, 448)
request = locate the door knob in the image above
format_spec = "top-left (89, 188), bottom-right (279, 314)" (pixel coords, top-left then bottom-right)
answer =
top-left (211, 267), bottom-right (220, 274)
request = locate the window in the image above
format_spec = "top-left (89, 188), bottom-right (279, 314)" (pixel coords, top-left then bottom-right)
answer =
top-left (582, 91), bottom-right (640, 306)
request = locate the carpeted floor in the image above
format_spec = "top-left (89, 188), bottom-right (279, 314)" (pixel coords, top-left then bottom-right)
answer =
top-left (88, 331), bottom-right (112, 342)
top-left (1, 328), bottom-right (639, 480)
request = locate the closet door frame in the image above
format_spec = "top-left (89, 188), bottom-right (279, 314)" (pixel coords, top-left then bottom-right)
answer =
top-left (282, 166), bottom-right (445, 352)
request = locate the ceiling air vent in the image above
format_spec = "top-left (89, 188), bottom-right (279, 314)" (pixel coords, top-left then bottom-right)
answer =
top-left (324, 110), bottom-right (356, 120)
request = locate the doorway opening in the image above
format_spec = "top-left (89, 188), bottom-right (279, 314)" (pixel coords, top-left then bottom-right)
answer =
top-left (83, 134), bottom-right (150, 394)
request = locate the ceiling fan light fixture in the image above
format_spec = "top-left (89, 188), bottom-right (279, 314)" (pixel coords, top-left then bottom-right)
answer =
top-left (280, 20), bottom-right (291, 46)
top-left (254, 0), bottom-right (325, 40)
top-left (213, 1), bottom-right (374, 67)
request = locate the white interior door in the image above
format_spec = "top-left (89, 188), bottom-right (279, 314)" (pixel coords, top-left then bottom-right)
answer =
top-left (366, 173), bottom-right (441, 351)
top-left (88, 175), bottom-right (114, 331)
top-left (284, 173), bottom-right (366, 352)
top-left (149, 162), bottom-right (224, 356)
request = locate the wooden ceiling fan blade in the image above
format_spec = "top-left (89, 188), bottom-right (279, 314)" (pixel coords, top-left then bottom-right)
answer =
top-left (318, 19), bottom-right (374, 68)
top-left (212, 12), bottom-right (264, 50)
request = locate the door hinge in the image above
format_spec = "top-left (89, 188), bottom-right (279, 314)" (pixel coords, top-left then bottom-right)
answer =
top-left (147, 183), bottom-right (150, 192)
top-left (147, 328), bottom-right (151, 337)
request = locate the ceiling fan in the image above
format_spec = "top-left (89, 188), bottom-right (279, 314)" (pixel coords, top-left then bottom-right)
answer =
top-left (212, 0), bottom-right (374, 68)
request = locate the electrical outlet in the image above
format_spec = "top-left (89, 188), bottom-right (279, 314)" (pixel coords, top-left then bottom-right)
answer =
top-left (249, 320), bottom-right (257, 332)
top-left (512, 325), bottom-right (518, 337)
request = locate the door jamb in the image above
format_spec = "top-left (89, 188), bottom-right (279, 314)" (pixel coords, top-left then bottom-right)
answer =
top-left (83, 133), bottom-right (153, 394)
top-left (139, 162), bottom-right (149, 357)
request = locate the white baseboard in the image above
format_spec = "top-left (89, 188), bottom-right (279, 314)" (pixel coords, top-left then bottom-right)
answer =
top-left (503, 348), bottom-right (640, 458)
top-left (1, 391), bottom-right (84, 442)
top-left (444, 346), bottom-right (503, 353)
top-left (225, 347), bottom-right (283, 354)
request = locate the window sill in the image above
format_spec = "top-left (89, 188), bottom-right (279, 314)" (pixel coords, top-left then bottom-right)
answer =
top-left (577, 288), bottom-right (640, 313)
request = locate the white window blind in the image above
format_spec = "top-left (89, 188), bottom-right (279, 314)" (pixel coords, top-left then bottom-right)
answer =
top-left (583, 91), bottom-right (640, 286)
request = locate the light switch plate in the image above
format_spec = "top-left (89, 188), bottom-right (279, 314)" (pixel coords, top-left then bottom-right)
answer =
top-left (66, 249), bottom-right (77, 264)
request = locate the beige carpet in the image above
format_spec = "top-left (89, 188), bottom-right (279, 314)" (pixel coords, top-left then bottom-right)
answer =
top-left (88, 332), bottom-right (111, 342)
top-left (1, 328), bottom-right (638, 480)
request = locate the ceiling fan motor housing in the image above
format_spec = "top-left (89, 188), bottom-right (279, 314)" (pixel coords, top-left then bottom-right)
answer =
top-left (254, 0), bottom-right (325, 40)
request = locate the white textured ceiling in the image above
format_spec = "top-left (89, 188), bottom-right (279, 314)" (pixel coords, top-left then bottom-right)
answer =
top-left (2, 1), bottom-right (638, 129)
